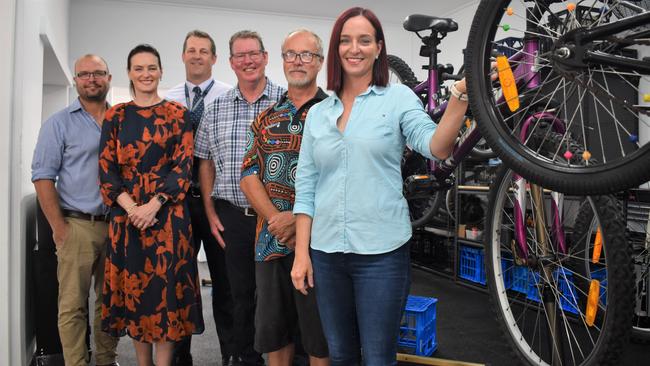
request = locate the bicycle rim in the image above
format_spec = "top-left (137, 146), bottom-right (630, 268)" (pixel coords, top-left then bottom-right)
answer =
top-left (466, 0), bottom-right (650, 195)
top-left (485, 167), bottom-right (633, 365)
top-left (632, 244), bottom-right (650, 342)
top-left (628, 203), bottom-right (650, 342)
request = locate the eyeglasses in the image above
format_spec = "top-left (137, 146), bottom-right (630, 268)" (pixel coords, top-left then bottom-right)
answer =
top-left (76, 70), bottom-right (109, 80)
top-left (281, 51), bottom-right (322, 64)
top-left (231, 50), bottom-right (265, 62)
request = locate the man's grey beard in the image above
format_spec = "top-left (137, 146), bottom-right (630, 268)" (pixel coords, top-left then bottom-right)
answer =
top-left (287, 77), bottom-right (313, 88)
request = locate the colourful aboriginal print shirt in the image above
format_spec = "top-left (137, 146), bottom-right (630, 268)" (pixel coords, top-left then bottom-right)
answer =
top-left (241, 88), bottom-right (328, 261)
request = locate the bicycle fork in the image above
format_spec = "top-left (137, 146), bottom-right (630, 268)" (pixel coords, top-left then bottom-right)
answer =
top-left (530, 184), bottom-right (564, 366)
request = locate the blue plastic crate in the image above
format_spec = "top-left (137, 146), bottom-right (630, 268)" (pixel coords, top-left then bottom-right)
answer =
top-left (556, 269), bottom-right (579, 314)
top-left (398, 295), bottom-right (438, 356)
top-left (527, 271), bottom-right (542, 303)
top-left (526, 269), bottom-right (579, 315)
top-left (511, 265), bottom-right (529, 294)
top-left (501, 258), bottom-right (513, 289)
top-left (459, 246), bottom-right (486, 285)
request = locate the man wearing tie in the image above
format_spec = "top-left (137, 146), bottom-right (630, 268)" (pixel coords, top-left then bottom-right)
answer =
top-left (166, 29), bottom-right (233, 366)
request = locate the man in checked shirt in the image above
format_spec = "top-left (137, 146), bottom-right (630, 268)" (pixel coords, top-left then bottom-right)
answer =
top-left (240, 29), bottom-right (329, 366)
top-left (194, 30), bottom-right (285, 365)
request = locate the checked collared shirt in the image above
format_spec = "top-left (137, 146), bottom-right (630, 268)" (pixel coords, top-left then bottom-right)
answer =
top-left (194, 78), bottom-right (285, 208)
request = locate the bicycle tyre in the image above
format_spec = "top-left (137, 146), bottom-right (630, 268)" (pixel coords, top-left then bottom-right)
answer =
top-left (485, 166), bottom-right (633, 365)
top-left (465, 0), bottom-right (650, 195)
top-left (387, 54), bottom-right (419, 89)
top-left (631, 235), bottom-right (650, 343)
top-left (402, 148), bottom-right (445, 228)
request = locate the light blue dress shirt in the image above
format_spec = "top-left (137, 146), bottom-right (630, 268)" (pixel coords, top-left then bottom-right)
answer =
top-left (293, 83), bottom-right (437, 254)
top-left (31, 98), bottom-right (107, 215)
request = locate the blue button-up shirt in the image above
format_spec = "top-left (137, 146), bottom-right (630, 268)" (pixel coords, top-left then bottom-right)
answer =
top-left (31, 98), bottom-right (107, 215)
top-left (293, 83), bottom-right (437, 254)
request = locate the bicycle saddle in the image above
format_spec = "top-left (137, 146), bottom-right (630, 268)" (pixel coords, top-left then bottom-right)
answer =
top-left (403, 14), bottom-right (458, 33)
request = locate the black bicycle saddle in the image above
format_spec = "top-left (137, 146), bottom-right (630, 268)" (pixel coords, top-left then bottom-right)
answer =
top-left (403, 14), bottom-right (458, 33)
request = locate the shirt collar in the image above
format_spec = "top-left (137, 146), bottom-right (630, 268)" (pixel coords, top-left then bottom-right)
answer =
top-left (233, 77), bottom-right (272, 103)
top-left (186, 78), bottom-right (214, 91)
top-left (329, 84), bottom-right (387, 107)
top-left (277, 87), bottom-right (329, 107)
top-left (68, 98), bottom-right (83, 113)
top-left (68, 97), bottom-right (111, 114)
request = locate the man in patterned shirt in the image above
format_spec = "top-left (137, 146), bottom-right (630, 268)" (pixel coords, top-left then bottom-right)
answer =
top-left (240, 29), bottom-right (329, 366)
top-left (195, 30), bottom-right (285, 366)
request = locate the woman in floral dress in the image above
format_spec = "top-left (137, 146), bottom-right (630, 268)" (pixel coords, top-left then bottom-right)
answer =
top-left (98, 44), bottom-right (203, 366)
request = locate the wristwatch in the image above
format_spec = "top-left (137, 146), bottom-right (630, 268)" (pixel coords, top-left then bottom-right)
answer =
top-left (155, 194), bottom-right (168, 206)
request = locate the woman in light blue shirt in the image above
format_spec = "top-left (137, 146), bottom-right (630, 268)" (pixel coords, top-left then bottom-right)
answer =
top-left (290, 7), bottom-right (470, 366)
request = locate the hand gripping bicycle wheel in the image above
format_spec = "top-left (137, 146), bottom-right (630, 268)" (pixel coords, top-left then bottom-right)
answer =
top-left (466, 0), bottom-right (650, 195)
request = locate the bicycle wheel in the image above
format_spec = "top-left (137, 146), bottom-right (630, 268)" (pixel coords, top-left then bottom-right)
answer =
top-left (485, 166), bottom-right (633, 365)
top-left (388, 54), bottom-right (419, 89)
top-left (402, 147), bottom-right (445, 228)
top-left (466, 0), bottom-right (650, 195)
top-left (632, 243), bottom-right (650, 342)
top-left (627, 203), bottom-right (650, 343)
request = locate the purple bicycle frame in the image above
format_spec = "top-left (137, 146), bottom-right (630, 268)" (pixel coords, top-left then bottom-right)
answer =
top-left (411, 36), bottom-right (569, 259)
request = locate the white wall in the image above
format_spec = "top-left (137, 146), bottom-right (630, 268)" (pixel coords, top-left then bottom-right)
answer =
top-left (69, 0), bottom-right (424, 98)
top-left (0, 1), bottom-right (17, 366)
top-left (7, 0), bottom-right (71, 364)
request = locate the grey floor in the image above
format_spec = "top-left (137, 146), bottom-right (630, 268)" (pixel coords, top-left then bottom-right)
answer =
top-left (97, 263), bottom-right (650, 366)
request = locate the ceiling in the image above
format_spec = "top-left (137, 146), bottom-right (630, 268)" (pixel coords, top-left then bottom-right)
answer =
top-left (104, 0), bottom-right (478, 24)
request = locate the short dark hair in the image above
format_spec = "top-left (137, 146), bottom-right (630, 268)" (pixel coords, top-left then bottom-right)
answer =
top-left (326, 7), bottom-right (388, 93)
top-left (183, 30), bottom-right (216, 56)
top-left (127, 44), bottom-right (162, 97)
top-left (229, 30), bottom-right (265, 56)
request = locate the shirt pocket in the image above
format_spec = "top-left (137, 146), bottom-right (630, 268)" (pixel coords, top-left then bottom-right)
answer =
top-left (356, 111), bottom-right (394, 140)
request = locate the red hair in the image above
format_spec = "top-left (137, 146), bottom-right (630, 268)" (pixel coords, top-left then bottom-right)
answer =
top-left (326, 7), bottom-right (388, 93)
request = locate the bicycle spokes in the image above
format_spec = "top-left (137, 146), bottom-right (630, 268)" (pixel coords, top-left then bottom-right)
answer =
top-left (485, 166), bottom-right (633, 365)
top-left (466, 0), bottom-right (650, 194)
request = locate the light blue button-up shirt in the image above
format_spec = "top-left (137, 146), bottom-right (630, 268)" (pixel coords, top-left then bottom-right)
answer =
top-left (31, 98), bottom-right (107, 215)
top-left (293, 83), bottom-right (437, 254)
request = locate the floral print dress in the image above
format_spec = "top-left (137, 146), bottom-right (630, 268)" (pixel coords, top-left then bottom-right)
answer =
top-left (98, 100), bottom-right (204, 342)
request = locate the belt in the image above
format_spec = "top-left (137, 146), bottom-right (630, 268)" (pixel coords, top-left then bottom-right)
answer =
top-left (215, 199), bottom-right (257, 217)
top-left (62, 209), bottom-right (109, 222)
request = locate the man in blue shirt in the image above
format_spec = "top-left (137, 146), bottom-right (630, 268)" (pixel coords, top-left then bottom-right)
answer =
top-left (31, 54), bottom-right (119, 366)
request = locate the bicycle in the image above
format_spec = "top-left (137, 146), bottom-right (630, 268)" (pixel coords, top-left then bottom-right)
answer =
top-left (485, 165), bottom-right (633, 365)
top-left (622, 188), bottom-right (650, 342)
top-left (465, 0), bottom-right (650, 195)
top-left (393, 12), bottom-right (634, 366)
top-left (390, 15), bottom-right (494, 228)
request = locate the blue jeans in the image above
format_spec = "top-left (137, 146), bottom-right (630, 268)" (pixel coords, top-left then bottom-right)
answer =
top-left (311, 244), bottom-right (411, 366)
